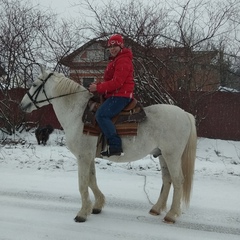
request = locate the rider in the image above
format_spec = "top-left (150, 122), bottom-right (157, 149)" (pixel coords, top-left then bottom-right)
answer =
top-left (89, 34), bottom-right (135, 157)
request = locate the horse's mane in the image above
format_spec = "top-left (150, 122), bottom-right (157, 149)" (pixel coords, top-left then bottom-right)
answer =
top-left (52, 72), bottom-right (83, 95)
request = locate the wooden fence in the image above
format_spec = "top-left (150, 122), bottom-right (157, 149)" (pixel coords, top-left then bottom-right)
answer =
top-left (2, 89), bottom-right (240, 140)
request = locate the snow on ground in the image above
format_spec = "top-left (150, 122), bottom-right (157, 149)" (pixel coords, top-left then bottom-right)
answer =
top-left (0, 129), bottom-right (240, 239)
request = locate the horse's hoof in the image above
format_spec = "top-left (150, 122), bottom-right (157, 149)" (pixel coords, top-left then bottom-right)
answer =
top-left (74, 216), bottom-right (86, 222)
top-left (163, 216), bottom-right (175, 224)
top-left (149, 209), bottom-right (160, 216)
top-left (92, 208), bottom-right (102, 214)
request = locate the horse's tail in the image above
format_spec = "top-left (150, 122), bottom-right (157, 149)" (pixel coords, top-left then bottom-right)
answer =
top-left (181, 112), bottom-right (197, 207)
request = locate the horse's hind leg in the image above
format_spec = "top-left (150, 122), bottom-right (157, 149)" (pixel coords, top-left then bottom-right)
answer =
top-left (149, 156), bottom-right (172, 216)
top-left (163, 156), bottom-right (183, 223)
top-left (88, 160), bottom-right (105, 214)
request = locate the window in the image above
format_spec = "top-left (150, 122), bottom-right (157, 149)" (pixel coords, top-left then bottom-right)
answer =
top-left (82, 78), bottom-right (94, 88)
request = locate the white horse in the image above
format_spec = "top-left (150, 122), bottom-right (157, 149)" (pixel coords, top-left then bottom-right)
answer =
top-left (20, 67), bottom-right (197, 223)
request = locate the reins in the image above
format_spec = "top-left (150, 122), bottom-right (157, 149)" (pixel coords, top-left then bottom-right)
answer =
top-left (27, 72), bottom-right (88, 109)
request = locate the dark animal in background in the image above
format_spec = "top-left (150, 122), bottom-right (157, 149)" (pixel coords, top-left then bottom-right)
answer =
top-left (35, 125), bottom-right (54, 145)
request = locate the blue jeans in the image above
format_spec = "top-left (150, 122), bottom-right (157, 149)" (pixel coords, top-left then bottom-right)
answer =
top-left (95, 97), bottom-right (132, 149)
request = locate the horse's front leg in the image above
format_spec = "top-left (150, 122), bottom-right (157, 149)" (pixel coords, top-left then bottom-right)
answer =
top-left (88, 160), bottom-right (105, 214)
top-left (74, 159), bottom-right (93, 222)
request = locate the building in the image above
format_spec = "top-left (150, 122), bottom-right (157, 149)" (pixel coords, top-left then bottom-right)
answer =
top-left (60, 39), bottom-right (108, 88)
top-left (60, 38), bottom-right (220, 92)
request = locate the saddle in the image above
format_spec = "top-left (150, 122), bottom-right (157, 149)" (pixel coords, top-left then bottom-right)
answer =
top-left (82, 96), bottom-right (146, 137)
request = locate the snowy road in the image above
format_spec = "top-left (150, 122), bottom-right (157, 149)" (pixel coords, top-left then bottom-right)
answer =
top-left (0, 168), bottom-right (240, 240)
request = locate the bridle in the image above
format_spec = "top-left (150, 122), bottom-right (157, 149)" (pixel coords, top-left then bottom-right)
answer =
top-left (26, 72), bottom-right (87, 109)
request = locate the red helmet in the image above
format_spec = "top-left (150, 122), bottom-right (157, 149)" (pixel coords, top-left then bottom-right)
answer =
top-left (107, 34), bottom-right (124, 48)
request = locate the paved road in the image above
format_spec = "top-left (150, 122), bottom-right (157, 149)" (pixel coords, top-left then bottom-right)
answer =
top-left (0, 187), bottom-right (239, 240)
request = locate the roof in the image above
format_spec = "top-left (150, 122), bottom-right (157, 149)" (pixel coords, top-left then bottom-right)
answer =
top-left (60, 38), bottom-right (107, 67)
top-left (60, 37), bottom-right (218, 68)
top-left (59, 37), bottom-right (144, 67)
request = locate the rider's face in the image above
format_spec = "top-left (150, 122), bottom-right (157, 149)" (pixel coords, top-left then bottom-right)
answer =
top-left (108, 45), bottom-right (121, 57)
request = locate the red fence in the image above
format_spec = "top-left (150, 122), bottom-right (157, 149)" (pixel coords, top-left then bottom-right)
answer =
top-left (2, 89), bottom-right (240, 140)
top-left (0, 88), bottom-right (62, 131)
top-left (197, 92), bottom-right (240, 140)
top-left (171, 91), bottom-right (240, 140)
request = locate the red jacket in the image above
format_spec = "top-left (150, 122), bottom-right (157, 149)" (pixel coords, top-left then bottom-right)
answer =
top-left (96, 48), bottom-right (134, 99)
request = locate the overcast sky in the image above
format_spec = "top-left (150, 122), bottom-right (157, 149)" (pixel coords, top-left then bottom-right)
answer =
top-left (31, 0), bottom-right (112, 20)
top-left (31, 0), bottom-right (160, 20)
top-left (32, 0), bottom-right (79, 18)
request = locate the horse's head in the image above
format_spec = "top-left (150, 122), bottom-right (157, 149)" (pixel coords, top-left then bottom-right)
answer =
top-left (20, 66), bottom-right (56, 113)
top-left (20, 65), bottom-right (91, 113)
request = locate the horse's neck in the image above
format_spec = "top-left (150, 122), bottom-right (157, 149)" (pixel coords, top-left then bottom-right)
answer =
top-left (51, 93), bottom-right (88, 130)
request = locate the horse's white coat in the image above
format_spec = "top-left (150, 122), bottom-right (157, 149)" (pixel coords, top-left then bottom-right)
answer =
top-left (20, 69), bottom-right (197, 223)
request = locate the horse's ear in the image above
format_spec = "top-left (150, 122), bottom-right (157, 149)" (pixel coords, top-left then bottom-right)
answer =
top-left (35, 63), bottom-right (46, 74)
top-left (39, 64), bottom-right (46, 74)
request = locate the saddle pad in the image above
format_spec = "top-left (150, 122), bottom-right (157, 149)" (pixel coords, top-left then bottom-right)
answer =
top-left (83, 122), bottom-right (138, 136)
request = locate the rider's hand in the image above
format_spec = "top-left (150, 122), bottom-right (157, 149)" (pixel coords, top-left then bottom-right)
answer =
top-left (89, 83), bottom-right (97, 92)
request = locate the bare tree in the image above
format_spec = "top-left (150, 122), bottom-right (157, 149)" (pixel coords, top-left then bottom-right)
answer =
top-left (164, 0), bottom-right (240, 121)
top-left (78, 0), bottom-right (169, 47)
top-left (0, 0), bottom-right (85, 135)
top-left (0, 0), bottom-right (53, 134)
top-left (0, 0), bottom-right (55, 88)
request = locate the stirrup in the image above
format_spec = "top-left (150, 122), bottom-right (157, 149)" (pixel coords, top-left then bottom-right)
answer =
top-left (101, 147), bottom-right (124, 157)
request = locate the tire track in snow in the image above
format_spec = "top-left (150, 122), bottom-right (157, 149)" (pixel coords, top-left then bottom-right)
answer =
top-left (0, 189), bottom-right (239, 237)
